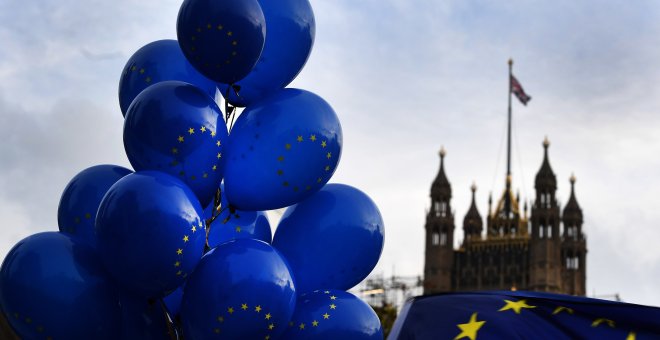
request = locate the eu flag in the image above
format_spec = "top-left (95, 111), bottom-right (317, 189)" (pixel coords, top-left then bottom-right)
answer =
top-left (389, 291), bottom-right (660, 339)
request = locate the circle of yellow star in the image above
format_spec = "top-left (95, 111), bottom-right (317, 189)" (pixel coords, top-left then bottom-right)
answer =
top-left (454, 312), bottom-right (485, 340)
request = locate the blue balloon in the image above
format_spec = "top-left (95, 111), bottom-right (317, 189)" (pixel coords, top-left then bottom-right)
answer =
top-left (219, 0), bottom-right (315, 107)
top-left (177, 0), bottom-right (266, 84)
top-left (208, 208), bottom-right (271, 247)
top-left (0, 232), bottom-right (121, 339)
top-left (204, 183), bottom-right (272, 247)
top-left (281, 290), bottom-right (383, 339)
top-left (224, 88), bottom-right (342, 211)
top-left (57, 164), bottom-right (133, 249)
top-left (96, 171), bottom-right (206, 298)
top-left (118, 39), bottom-right (219, 116)
top-left (123, 80), bottom-right (227, 207)
top-left (163, 286), bottom-right (184, 321)
top-left (180, 239), bottom-right (296, 339)
top-left (273, 184), bottom-right (385, 294)
top-left (120, 293), bottom-right (174, 340)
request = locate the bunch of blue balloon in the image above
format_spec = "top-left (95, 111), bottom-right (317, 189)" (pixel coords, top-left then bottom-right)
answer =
top-left (0, 0), bottom-right (385, 339)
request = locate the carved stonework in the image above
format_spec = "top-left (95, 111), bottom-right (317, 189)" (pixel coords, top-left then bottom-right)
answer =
top-left (423, 141), bottom-right (586, 295)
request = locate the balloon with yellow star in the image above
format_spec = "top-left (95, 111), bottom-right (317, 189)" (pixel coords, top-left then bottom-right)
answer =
top-left (118, 39), bottom-right (219, 117)
top-left (218, 0), bottom-right (316, 107)
top-left (177, 0), bottom-right (266, 84)
top-left (281, 290), bottom-right (382, 339)
top-left (204, 183), bottom-right (272, 248)
top-left (123, 80), bottom-right (228, 207)
top-left (180, 239), bottom-right (296, 339)
top-left (0, 232), bottom-right (121, 339)
top-left (223, 88), bottom-right (342, 211)
top-left (95, 171), bottom-right (206, 298)
top-left (57, 164), bottom-right (133, 249)
top-left (272, 183), bottom-right (384, 294)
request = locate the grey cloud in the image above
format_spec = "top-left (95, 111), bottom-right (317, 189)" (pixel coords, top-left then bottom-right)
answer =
top-left (0, 92), bottom-right (130, 257)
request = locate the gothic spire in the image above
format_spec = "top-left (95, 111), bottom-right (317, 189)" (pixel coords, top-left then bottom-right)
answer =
top-left (463, 182), bottom-right (483, 238)
top-left (563, 174), bottom-right (583, 224)
top-left (534, 136), bottom-right (557, 193)
top-left (431, 146), bottom-right (451, 200)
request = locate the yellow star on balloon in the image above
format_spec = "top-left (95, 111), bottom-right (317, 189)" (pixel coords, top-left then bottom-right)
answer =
top-left (498, 299), bottom-right (536, 314)
top-left (454, 312), bottom-right (485, 340)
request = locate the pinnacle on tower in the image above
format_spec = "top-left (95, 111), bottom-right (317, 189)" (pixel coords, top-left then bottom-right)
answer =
top-left (463, 182), bottom-right (483, 239)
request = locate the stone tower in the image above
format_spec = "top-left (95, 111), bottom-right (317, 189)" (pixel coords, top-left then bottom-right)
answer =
top-left (529, 138), bottom-right (562, 292)
top-left (561, 174), bottom-right (587, 295)
top-left (423, 147), bottom-right (455, 294)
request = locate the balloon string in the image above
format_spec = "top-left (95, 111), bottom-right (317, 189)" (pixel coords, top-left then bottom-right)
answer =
top-left (224, 85), bottom-right (239, 133)
top-left (204, 187), bottom-right (240, 252)
top-left (158, 299), bottom-right (178, 340)
top-left (229, 85), bottom-right (242, 131)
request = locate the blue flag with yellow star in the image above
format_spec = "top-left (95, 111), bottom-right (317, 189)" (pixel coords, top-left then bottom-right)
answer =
top-left (388, 291), bottom-right (660, 339)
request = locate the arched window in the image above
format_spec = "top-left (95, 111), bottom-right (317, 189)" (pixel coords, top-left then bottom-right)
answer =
top-left (546, 226), bottom-right (552, 238)
top-left (539, 225), bottom-right (545, 238)
top-left (440, 232), bottom-right (447, 246)
top-left (432, 232), bottom-right (440, 246)
top-left (433, 201), bottom-right (448, 217)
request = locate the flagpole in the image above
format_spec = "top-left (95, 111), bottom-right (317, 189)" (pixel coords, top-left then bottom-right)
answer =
top-left (507, 59), bottom-right (512, 180)
top-left (506, 58), bottom-right (513, 218)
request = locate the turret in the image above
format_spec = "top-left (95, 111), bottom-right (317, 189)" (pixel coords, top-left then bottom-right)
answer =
top-left (423, 147), bottom-right (455, 293)
top-left (463, 183), bottom-right (483, 242)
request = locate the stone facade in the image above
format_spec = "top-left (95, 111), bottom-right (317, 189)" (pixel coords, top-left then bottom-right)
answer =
top-left (423, 139), bottom-right (587, 295)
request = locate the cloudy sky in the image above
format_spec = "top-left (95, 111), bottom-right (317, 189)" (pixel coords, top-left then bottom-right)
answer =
top-left (2, 0), bottom-right (660, 305)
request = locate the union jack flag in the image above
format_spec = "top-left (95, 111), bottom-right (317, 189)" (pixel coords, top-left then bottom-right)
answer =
top-left (511, 75), bottom-right (531, 105)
